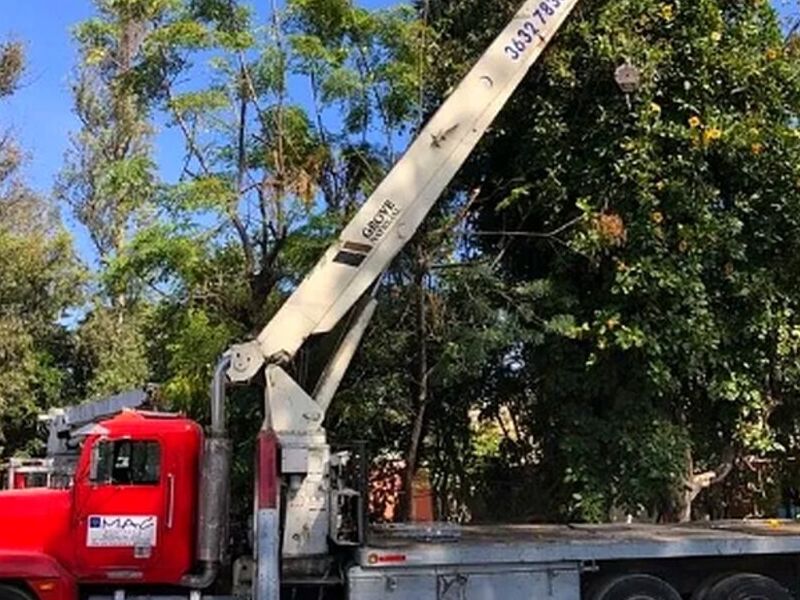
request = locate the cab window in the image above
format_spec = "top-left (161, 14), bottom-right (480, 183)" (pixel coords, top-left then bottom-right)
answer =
top-left (91, 440), bottom-right (160, 485)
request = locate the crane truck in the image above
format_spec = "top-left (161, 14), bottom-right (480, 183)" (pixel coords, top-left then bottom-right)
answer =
top-left (2, 1), bottom-right (800, 600)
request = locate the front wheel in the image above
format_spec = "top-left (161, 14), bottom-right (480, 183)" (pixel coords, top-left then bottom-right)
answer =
top-left (588, 574), bottom-right (682, 600)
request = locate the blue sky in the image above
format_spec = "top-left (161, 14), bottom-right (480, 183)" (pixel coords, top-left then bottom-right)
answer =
top-left (0, 2), bottom-right (94, 193)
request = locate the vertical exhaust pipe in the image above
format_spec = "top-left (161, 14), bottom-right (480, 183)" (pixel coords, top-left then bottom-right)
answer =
top-left (182, 354), bottom-right (232, 589)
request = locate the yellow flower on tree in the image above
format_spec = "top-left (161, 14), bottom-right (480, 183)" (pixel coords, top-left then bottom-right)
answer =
top-left (651, 211), bottom-right (664, 225)
top-left (650, 102), bottom-right (662, 114)
top-left (703, 127), bottom-right (722, 144)
top-left (751, 142), bottom-right (764, 155)
top-left (660, 4), bottom-right (675, 20)
top-left (766, 48), bottom-right (779, 61)
top-left (710, 31), bottom-right (722, 42)
top-left (688, 115), bottom-right (701, 128)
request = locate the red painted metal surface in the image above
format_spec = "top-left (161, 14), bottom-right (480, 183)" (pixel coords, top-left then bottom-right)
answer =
top-left (0, 488), bottom-right (72, 555)
top-left (256, 429), bottom-right (279, 510)
top-left (0, 551), bottom-right (77, 600)
top-left (0, 411), bottom-right (203, 592)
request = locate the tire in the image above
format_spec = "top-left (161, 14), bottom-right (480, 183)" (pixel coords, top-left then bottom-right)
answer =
top-left (589, 574), bottom-right (682, 600)
top-left (0, 585), bottom-right (35, 600)
top-left (692, 573), bottom-right (734, 600)
top-left (703, 573), bottom-right (791, 600)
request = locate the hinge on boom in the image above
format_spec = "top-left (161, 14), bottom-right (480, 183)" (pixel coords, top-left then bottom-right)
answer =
top-left (228, 341), bottom-right (265, 382)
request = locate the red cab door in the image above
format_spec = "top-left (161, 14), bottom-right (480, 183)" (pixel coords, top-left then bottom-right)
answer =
top-left (72, 435), bottom-right (166, 581)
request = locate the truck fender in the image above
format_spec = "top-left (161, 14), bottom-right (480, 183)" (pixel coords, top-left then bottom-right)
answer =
top-left (0, 552), bottom-right (76, 600)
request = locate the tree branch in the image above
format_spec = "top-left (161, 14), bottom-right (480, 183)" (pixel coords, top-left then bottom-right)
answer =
top-left (471, 215), bottom-right (584, 239)
top-left (687, 446), bottom-right (736, 501)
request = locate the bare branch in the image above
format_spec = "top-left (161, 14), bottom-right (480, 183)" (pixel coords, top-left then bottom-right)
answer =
top-left (686, 446), bottom-right (736, 502)
top-left (163, 84), bottom-right (213, 176)
top-left (471, 215), bottom-right (584, 239)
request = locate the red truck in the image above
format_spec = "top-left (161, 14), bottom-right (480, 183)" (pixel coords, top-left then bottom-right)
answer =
top-left (0, 412), bottom-right (201, 600)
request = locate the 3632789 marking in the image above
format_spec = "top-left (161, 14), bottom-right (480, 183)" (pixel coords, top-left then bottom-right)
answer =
top-left (504, 0), bottom-right (562, 61)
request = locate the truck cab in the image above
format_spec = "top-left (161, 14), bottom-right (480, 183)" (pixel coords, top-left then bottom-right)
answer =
top-left (0, 411), bottom-right (202, 600)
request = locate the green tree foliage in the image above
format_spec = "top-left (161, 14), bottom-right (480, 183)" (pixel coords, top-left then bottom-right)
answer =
top-left (427, 0), bottom-right (800, 520)
top-left (331, 259), bottom-right (527, 520)
top-left (99, 0), bottom-right (430, 409)
top-left (0, 193), bottom-right (83, 456)
top-left (58, 0), bottom-right (165, 398)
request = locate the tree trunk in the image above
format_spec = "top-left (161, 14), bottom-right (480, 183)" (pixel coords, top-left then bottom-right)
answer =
top-left (677, 445), bottom-right (694, 522)
top-left (401, 250), bottom-right (429, 521)
top-left (672, 445), bottom-right (735, 522)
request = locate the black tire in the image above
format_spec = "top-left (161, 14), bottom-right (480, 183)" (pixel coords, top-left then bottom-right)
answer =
top-left (704, 573), bottom-right (791, 600)
top-left (692, 573), bottom-right (734, 600)
top-left (0, 584), bottom-right (34, 600)
top-left (589, 574), bottom-right (682, 600)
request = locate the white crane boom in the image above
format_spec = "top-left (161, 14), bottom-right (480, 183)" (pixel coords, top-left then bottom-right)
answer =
top-left (227, 0), bottom-right (580, 383)
top-left (229, 0), bottom-right (586, 584)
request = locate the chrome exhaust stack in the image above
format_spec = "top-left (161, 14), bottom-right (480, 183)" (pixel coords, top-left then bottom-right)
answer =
top-left (182, 354), bottom-right (232, 589)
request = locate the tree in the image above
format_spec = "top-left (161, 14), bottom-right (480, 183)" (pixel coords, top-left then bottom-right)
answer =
top-left (102, 0), bottom-right (427, 400)
top-left (427, 0), bottom-right (800, 521)
top-left (59, 0), bottom-right (166, 398)
top-left (0, 42), bottom-right (83, 456)
top-left (330, 253), bottom-right (528, 521)
top-left (88, 0), bottom-right (431, 525)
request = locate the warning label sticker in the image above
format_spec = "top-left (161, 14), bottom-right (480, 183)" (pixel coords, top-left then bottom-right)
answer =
top-left (87, 515), bottom-right (158, 548)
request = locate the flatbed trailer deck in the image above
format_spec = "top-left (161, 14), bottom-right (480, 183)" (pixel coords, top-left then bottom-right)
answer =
top-left (346, 521), bottom-right (800, 599)
top-left (361, 520), bottom-right (800, 565)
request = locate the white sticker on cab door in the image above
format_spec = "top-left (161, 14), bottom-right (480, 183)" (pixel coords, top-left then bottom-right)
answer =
top-left (86, 515), bottom-right (158, 547)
